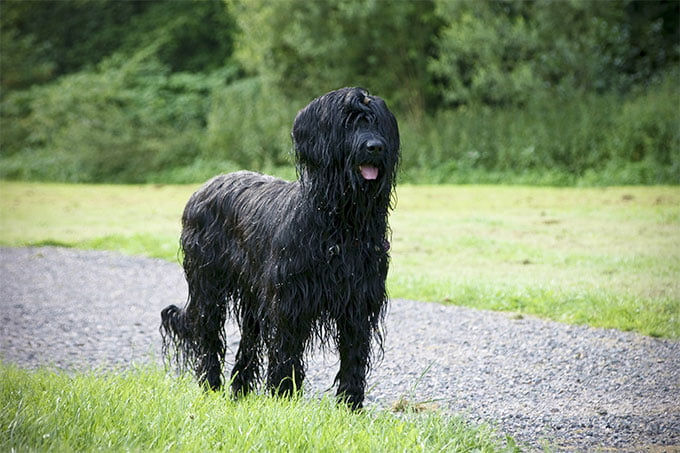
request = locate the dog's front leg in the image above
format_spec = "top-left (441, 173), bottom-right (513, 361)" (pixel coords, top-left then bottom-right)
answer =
top-left (266, 318), bottom-right (310, 397)
top-left (335, 316), bottom-right (371, 410)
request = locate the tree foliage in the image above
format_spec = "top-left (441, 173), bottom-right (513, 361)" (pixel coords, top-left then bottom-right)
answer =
top-left (430, 0), bottom-right (679, 107)
top-left (0, 0), bottom-right (234, 89)
top-left (230, 0), bottom-right (438, 111)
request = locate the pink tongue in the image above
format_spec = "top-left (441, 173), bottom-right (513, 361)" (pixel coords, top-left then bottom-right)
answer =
top-left (360, 165), bottom-right (379, 180)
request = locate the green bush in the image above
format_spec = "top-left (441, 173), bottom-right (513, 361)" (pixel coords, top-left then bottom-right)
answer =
top-left (230, 0), bottom-right (437, 112)
top-left (606, 72), bottom-right (680, 177)
top-left (430, 0), bottom-right (679, 108)
top-left (0, 0), bottom-right (233, 87)
top-left (0, 50), bottom-right (234, 182)
top-left (203, 78), bottom-right (296, 170)
top-left (1, 0), bottom-right (678, 186)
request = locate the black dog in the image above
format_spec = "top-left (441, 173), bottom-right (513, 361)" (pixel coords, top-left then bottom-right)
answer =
top-left (161, 87), bottom-right (399, 409)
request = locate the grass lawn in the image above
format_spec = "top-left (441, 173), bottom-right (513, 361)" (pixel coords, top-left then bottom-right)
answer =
top-left (0, 364), bottom-right (516, 452)
top-left (390, 185), bottom-right (680, 338)
top-left (1, 181), bottom-right (678, 338)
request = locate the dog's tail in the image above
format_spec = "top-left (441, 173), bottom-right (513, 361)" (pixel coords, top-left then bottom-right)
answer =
top-left (160, 304), bottom-right (194, 372)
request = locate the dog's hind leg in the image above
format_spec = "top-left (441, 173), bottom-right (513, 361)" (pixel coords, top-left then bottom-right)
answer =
top-left (183, 266), bottom-right (229, 391)
top-left (230, 295), bottom-right (262, 398)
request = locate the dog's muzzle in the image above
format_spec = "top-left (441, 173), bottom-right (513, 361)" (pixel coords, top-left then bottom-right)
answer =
top-left (358, 137), bottom-right (385, 180)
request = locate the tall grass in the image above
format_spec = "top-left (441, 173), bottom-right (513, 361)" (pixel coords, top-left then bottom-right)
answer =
top-left (1, 364), bottom-right (517, 452)
top-left (399, 72), bottom-right (680, 185)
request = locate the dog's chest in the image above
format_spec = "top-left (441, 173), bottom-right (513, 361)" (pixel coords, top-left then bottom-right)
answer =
top-left (326, 237), bottom-right (389, 262)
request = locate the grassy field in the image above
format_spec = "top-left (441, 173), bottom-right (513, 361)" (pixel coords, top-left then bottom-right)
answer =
top-left (1, 181), bottom-right (679, 338)
top-left (0, 364), bottom-right (516, 452)
top-left (390, 185), bottom-right (680, 338)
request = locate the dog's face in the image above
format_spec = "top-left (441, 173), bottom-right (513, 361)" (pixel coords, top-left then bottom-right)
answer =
top-left (292, 87), bottom-right (400, 192)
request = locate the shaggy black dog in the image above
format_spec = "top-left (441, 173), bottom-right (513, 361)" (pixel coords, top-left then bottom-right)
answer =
top-left (160, 87), bottom-right (399, 409)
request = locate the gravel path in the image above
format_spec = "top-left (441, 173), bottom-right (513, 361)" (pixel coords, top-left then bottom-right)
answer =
top-left (1, 246), bottom-right (678, 451)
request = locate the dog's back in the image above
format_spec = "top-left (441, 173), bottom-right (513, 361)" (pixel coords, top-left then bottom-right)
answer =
top-left (181, 171), bottom-right (300, 272)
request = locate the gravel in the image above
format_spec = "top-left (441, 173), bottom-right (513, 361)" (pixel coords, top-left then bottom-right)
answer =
top-left (1, 246), bottom-right (678, 451)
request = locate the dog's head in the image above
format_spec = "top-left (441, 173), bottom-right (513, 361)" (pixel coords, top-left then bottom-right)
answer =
top-left (292, 87), bottom-right (400, 193)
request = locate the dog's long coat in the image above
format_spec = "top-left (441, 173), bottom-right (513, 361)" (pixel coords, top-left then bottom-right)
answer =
top-left (161, 87), bottom-right (400, 409)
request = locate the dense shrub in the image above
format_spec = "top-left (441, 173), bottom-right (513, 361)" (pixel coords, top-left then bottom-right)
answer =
top-left (2, 67), bottom-right (677, 185)
top-left (0, 52), bottom-right (234, 182)
top-left (203, 78), bottom-right (296, 170)
top-left (230, 0), bottom-right (437, 112)
top-left (430, 0), bottom-right (679, 108)
top-left (0, 0), bottom-right (233, 88)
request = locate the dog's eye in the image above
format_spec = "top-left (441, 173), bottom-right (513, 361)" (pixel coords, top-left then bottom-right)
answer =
top-left (355, 115), bottom-right (370, 127)
top-left (344, 111), bottom-right (370, 129)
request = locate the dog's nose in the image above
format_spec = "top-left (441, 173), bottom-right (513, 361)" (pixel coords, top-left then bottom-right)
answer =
top-left (366, 138), bottom-right (384, 153)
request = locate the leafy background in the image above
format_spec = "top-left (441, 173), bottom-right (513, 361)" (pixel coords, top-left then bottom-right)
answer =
top-left (1, 0), bottom-right (678, 185)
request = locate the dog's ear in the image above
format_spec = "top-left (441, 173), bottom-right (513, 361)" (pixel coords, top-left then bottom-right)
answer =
top-left (292, 90), bottom-right (345, 172)
top-left (292, 100), bottom-right (322, 173)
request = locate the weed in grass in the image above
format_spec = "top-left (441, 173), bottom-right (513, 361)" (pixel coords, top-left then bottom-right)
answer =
top-left (390, 362), bottom-right (443, 414)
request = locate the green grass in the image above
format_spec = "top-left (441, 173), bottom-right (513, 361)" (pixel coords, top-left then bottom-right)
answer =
top-left (0, 363), bottom-right (516, 452)
top-left (0, 182), bottom-right (190, 259)
top-left (1, 181), bottom-right (678, 338)
top-left (388, 185), bottom-right (680, 338)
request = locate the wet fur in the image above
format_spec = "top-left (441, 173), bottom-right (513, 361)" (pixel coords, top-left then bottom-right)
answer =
top-left (160, 87), bottom-right (400, 409)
